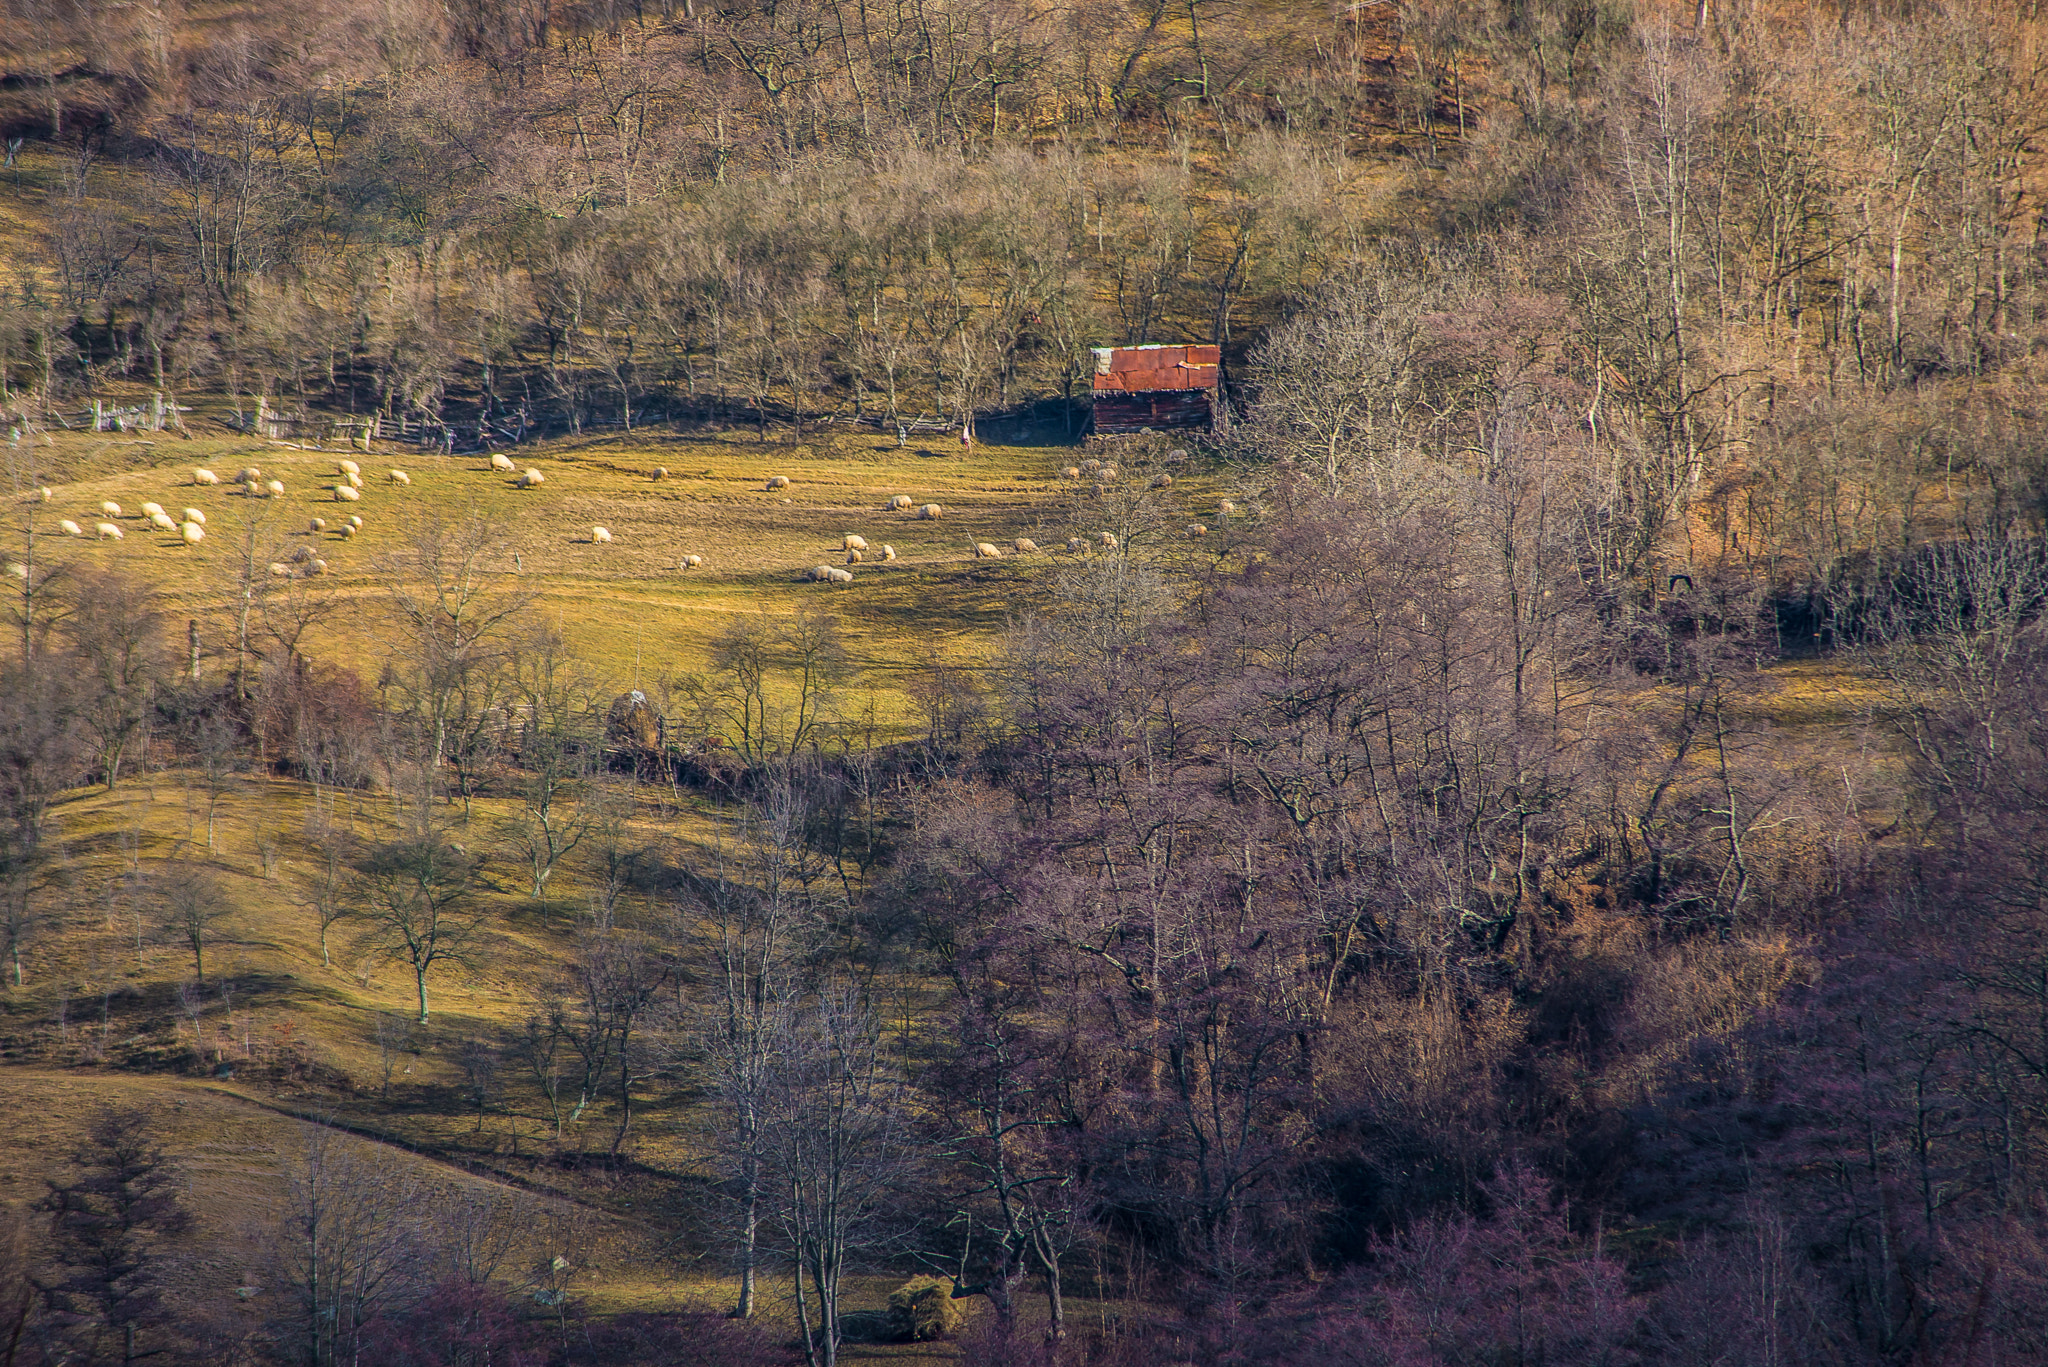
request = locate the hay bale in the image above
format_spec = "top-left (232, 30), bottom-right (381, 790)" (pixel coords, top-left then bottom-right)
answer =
top-left (886, 1278), bottom-right (963, 1343)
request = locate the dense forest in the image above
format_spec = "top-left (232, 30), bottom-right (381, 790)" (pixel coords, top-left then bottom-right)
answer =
top-left (4, 0), bottom-right (2048, 1364)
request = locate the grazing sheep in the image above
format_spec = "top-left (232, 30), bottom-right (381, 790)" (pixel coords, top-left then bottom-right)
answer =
top-left (846, 549), bottom-right (863, 564)
top-left (140, 502), bottom-right (165, 519)
top-left (96, 522), bottom-right (123, 540)
top-left (591, 526), bottom-right (612, 544)
top-left (824, 566), bottom-right (853, 583)
top-left (180, 522), bottom-right (204, 544)
top-left (881, 545), bottom-right (896, 561)
top-left (1013, 538), bottom-right (1038, 554)
top-left (309, 517), bottom-right (326, 532)
top-left (1081, 458), bottom-right (1101, 474)
top-left (1066, 537), bottom-right (1087, 553)
top-left (1061, 466), bottom-right (1081, 480)
top-left (240, 481), bottom-right (260, 498)
top-left (652, 467), bottom-right (668, 481)
top-left (681, 554), bottom-right (703, 569)
top-left (337, 459), bottom-right (361, 476)
top-left (975, 542), bottom-right (1002, 558)
top-left (343, 471), bottom-right (362, 488)
top-left (918, 503), bottom-right (942, 520)
top-left (843, 534), bottom-right (869, 552)
top-left (307, 559), bottom-right (328, 576)
top-left (59, 520), bottom-right (83, 536)
top-left (1169, 448), bottom-right (1189, 461)
top-left (183, 508), bottom-right (205, 525)
top-left (886, 494), bottom-right (914, 511)
top-left (265, 479), bottom-right (286, 498)
top-left (1219, 499), bottom-right (1237, 517)
top-left (490, 452), bottom-right (516, 472)
top-left (334, 484), bottom-right (360, 501)
top-left (765, 475), bottom-right (791, 490)
top-left (1099, 464), bottom-right (1120, 480)
top-left (516, 469), bottom-right (545, 488)
top-left (387, 470), bottom-right (410, 486)
top-left (346, 516), bottom-right (362, 529)
top-left (235, 468), bottom-right (261, 484)
top-left (150, 511), bottom-right (177, 532)
top-left (268, 563), bottom-right (292, 577)
top-left (337, 524), bottom-right (356, 539)
top-left (34, 487), bottom-right (52, 502)
top-left (1152, 474), bottom-right (1174, 489)
top-left (101, 501), bottom-right (122, 518)
top-left (290, 546), bottom-right (314, 564)
top-left (193, 469), bottom-right (220, 486)
top-left (1186, 524), bottom-right (1208, 537)
top-left (1097, 531), bottom-right (1117, 548)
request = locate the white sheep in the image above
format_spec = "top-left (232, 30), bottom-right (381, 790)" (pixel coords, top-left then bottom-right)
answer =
top-left (1013, 538), bottom-right (1038, 554)
top-left (59, 519), bottom-right (83, 536)
top-left (846, 549), bottom-right (863, 564)
top-left (681, 554), bottom-right (703, 569)
top-left (490, 452), bottom-right (516, 472)
top-left (1152, 473), bottom-right (1174, 489)
top-left (765, 475), bottom-right (791, 490)
top-left (1097, 531), bottom-right (1117, 548)
top-left (140, 502), bottom-right (164, 519)
top-left (886, 494), bottom-right (914, 511)
top-left (307, 559), bottom-right (328, 575)
top-left (344, 471), bottom-right (362, 488)
top-left (338, 524), bottom-right (356, 539)
top-left (150, 511), bottom-right (177, 532)
top-left (1186, 524), bottom-right (1208, 537)
top-left (807, 565), bottom-right (833, 582)
top-left (653, 467), bottom-right (668, 481)
top-left (309, 517), bottom-right (326, 532)
top-left (346, 515), bottom-right (362, 528)
top-left (975, 542), bottom-right (1002, 558)
top-left (334, 484), bottom-right (360, 502)
top-left (101, 501), bottom-right (122, 518)
top-left (183, 508), bottom-right (205, 525)
top-left (824, 566), bottom-right (853, 583)
top-left (265, 479), bottom-right (286, 498)
top-left (1066, 537), bottom-right (1087, 553)
top-left (180, 522), bottom-right (204, 544)
top-left (1060, 466), bottom-right (1080, 480)
top-left (1099, 464), bottom-right (1120, 480)
top-left (516, 469), bottom-right (545, 488)
top-left (843, 534), bottom-right (869, 552)
top-left (34, 487), bottom-right (51, 502)
top-left (337, 459), bottom-right (361, 476)
top-left (236, 467), bottom-right (262, 484)
top-left (268, 562), bottom-right (291, 577)
top-left (591, 527), bottom-right (612, 544)
top-left (1219, 499), bottom-right (1237, 517)
top-left (881, 545), bottom-right (896, 561)
top-left (386, 469), bottom-right (410, 486)
top-left (918, 503), bottom-right (942, 520)
top-left (241, 480), bottom-right (261, 497)
top-left (193, 469), bottom-right (220, 486)
top-left (1081, 459), bottom-right (1101, 474)
top-left (96, 522), bottom-right (123, 540)
top-left (291, 546), bottom-right (314, 564)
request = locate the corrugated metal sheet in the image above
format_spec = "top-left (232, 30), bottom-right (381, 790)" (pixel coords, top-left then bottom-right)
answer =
top-left (1089, 344), bottom-right (1221, 394)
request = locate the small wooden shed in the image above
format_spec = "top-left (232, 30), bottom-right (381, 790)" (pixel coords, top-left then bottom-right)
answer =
top-left (1088, 344), bottom-right (1220, 435)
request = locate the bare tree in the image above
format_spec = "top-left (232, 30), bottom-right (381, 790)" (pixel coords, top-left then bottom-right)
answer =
top-left (155, 861), bottom-right (229, 984)
top-left (351, 832), bottom-right (486, 1023)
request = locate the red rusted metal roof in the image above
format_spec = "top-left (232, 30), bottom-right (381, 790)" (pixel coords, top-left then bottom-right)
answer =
top-left (1091, 345), bottom-right (1221, 393)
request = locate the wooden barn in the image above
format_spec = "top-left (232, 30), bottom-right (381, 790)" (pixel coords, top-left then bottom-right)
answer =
top-left (1088, 344), bottom-right (1220, 435)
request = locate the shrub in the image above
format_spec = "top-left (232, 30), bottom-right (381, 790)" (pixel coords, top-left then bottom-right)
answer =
top-left (887, 1277), bottom-right (964, 1342)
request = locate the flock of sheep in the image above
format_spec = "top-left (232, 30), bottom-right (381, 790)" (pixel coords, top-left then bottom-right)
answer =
top-left (24, 457), bottom-right (413, 579)
top-left (21, 443), bottom-right (1230, 590)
